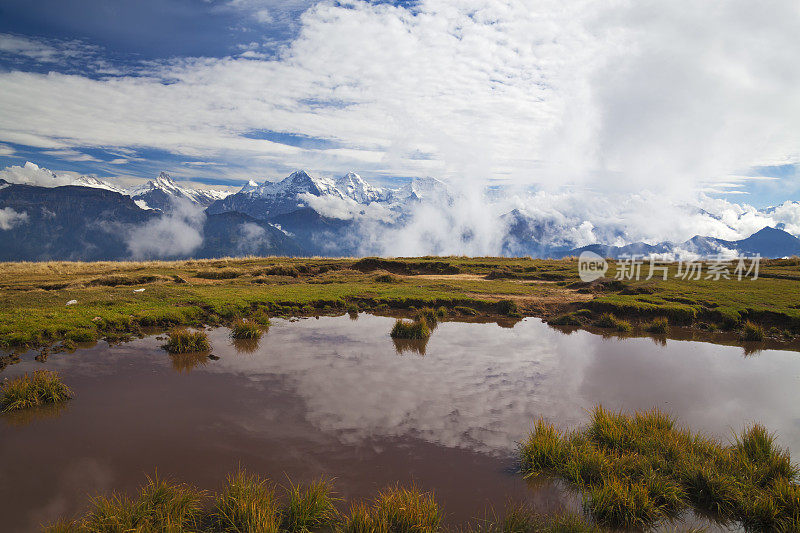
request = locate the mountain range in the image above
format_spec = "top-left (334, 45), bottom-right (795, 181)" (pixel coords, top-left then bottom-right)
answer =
top-left (0, 163), bottom-right (799, 261)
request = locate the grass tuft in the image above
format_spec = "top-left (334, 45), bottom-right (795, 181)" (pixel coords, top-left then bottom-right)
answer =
top-left (390, 318), bottom-right (431, 339)
top-left (214, 469), bottom-right (280, 533)
top-left (741, 321), bottom-right (766, 341)
top-left (83, 475), bottom-right (205, 532)
top-left (1, 370), bottom-right (73, 412)
top-left (230, 318), bottom-right (262, 340)
top-left (342, 485), bottom-right (442, 533)
top-left (593, 313), bottom-right (632, 333)
top-left (162, 328), bottom-right (210, 353)
top-left (644, 317), bottom-right (669, 334)
top-left (496, 299), bottom-right (520, 317)
top-left (282, 478), bottom-right (339, 532)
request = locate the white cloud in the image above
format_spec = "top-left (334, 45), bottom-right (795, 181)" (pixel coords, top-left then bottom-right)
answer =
top-left (0, 207), bottom-right (28, 230)
top-left (1, 0), bottom-right (796, 194)
top-left (0, 161), bottom-right (78, 187)
top-left (236, 222), bottom-right (270, 254)
top-left (126, 199), bottom-right (205, 259)
top-left (0, 33), bottom-right (100, 64)
top-left (41, 149), bottom-right (103, 162)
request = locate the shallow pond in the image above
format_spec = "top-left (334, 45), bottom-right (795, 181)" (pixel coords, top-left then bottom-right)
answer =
top-left (1, 314), bottom-right (799, 531)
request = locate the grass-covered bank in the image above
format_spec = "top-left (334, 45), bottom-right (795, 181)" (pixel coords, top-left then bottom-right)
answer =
top-left (45, 470), bottom-right (599, 533)
top-left (1, 256), bottom-right (800, 352)
top-left (521, 406), bottom-right (800, 531)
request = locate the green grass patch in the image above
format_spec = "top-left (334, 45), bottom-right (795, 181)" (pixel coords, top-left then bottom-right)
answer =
top-left (162, 328), bottom-right (211, 353)
top-left (1, 369), bottom-right (73, 412)
top-left (520, 406), bottom-right (800, 530)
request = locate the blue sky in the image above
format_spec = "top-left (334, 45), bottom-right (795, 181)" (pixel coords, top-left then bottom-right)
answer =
top-left (0, 0), bottom-right (798, 207)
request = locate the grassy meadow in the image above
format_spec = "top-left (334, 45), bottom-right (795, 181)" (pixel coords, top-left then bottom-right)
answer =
top-left (0, 255), bottom-right (799, 351)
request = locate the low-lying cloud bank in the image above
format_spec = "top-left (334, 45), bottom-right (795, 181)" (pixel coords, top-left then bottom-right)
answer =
top-left (298, 186), bottom-right (800, 257)
top-left (0, 207), bottom-right (27, 230)
top-left (125, 199), bottom-right (205, 259)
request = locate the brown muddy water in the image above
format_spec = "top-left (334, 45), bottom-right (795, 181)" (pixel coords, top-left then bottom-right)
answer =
top-left (2, 314), bottom-right (800, 532)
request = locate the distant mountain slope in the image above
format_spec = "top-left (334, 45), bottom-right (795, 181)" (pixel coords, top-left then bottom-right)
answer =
top-left (195, 212), bottom-right (302, 258)
top-left (268, 207), bottom-right (362, 256)
top-left (0, 181), bottom-right (301, 260)
top-left (562, 226), bottom-right (800, 259)
top-left (0, 181), bottom-right (157, 261)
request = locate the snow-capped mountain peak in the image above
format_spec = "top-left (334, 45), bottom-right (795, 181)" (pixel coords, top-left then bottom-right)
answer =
top-left (245, 170), bottom-right (343, 199)
top-left (130, 171), bottom-right (231, 211)
top-left (72, 175), bottom-right (126, 194)
top-left (334, 171), bottom-right (385, 203)
top-left (389, 176), bottom-right (452, 204)
top-left (240, 180), bottom-right (260, 194)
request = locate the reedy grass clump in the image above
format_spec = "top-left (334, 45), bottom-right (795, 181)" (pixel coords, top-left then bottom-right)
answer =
top-left (342, 485), bottom-right (442, 533)
top-left (214, 469), bottom-right (280, 532)
top-left (391, 318), bottom-right (431, 339)
top-left (230, 318), bottom-right (262, 340)
top-left (282, 478), bottom-right (339, 532)
top-left (593, 313), bottom-right (632, 333)
top-left (48, 474), bottom-right (339, 533)
top-left (742, 321), bottom-right (766, 341)
top-left (1, 370), bottom-right (73, 412)
top-left (163, 328), bottom-right (211, 353)
top-left (47, 471), bottom-right (607, 533)
top-left (416, 307), bottom-right (445, 328)
top-left (644, 317), bottom-right (669, 334)
top-left (81, 475), bottom-right (205, 532)
top-left (520, 406), bottom-right (800, 530)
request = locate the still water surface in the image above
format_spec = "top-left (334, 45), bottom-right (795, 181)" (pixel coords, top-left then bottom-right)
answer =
top-left (1, 315), bottom-right (799, 531)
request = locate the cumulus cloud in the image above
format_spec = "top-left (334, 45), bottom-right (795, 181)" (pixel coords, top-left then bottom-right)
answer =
top-left (0, 207), bottom-right (28, 230)
top-left (126, 199), bottom-right (205, 259)
top-left (0, 161), bottom-right (79, 187)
